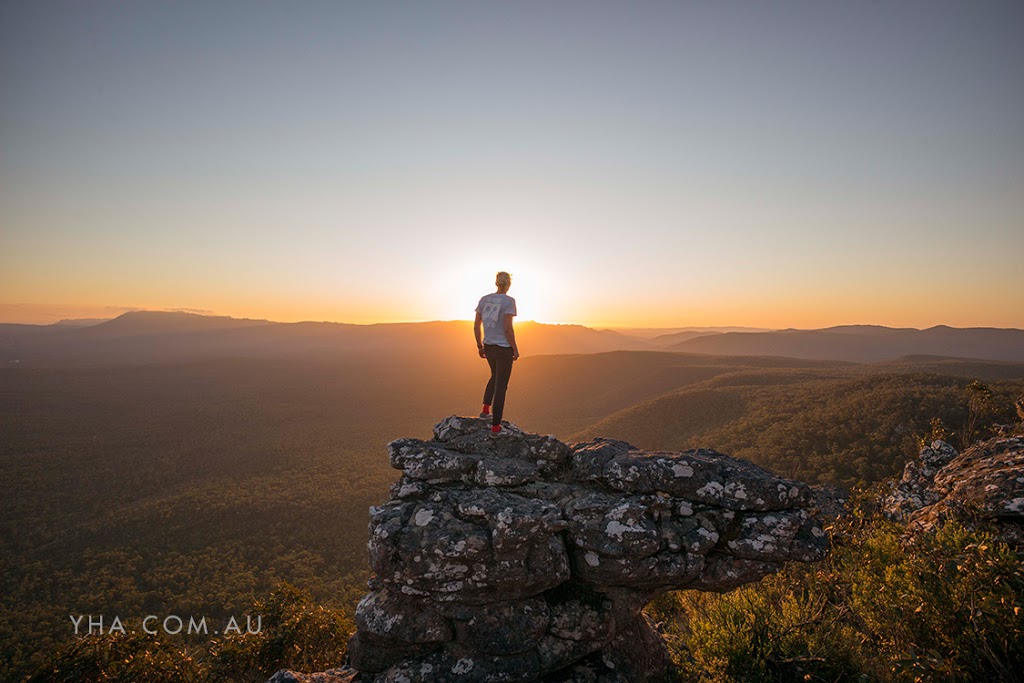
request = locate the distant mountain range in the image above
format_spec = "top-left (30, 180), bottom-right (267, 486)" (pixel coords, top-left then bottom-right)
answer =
top-left (1, 312), bottom-right (1022, 365)
top-left (667, 324), bottom-right (1024, 362)
top-left (602, 326), bottom-right (770, 342)
top-left (0, 310), bottom-right (649, 365)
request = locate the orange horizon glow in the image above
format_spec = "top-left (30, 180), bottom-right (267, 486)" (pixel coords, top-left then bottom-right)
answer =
top-left (1, 300), bottom-right (1021, 331)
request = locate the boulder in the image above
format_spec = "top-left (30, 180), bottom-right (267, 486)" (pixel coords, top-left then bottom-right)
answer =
top-left (882, 437), bottom-right (1024, 548)
top-left (277, 416), bottom-right (840, 682)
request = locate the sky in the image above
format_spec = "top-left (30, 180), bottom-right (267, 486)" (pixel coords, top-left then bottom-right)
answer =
top-left (1, 1), bottom-right (1022, 328)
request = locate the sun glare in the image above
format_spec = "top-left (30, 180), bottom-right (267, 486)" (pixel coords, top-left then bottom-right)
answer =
top-left (439, 247), bottom-right (566, 324)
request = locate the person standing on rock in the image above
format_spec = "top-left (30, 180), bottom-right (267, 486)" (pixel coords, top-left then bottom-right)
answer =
top-left (474, 271), bottom-right (519, 434)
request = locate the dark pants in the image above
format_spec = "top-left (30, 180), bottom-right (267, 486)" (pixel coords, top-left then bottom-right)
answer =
top-left (482, 344), bottom-right (514, 426)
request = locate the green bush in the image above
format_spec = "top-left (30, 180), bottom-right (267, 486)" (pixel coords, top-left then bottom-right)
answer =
top-left (208, 583), bottom-right (354, 682)
top-left (650, 569), bottom-right (864, 682)
top-left (649, 497), bottom-right (1024, 683)
top-left (25, 631), bottom-right (205, 683)
top-left (837, 520), bottom-right (1024, 681)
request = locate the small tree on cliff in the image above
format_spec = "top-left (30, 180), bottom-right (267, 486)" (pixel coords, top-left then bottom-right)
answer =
top-left (956, 381), bottom-right (995, 449)
top-left (916, 416), bottom-right (948, 450)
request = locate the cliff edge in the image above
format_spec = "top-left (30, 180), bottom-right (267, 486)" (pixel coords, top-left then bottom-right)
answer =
top-left (270, 417), bottom-right (842, 683)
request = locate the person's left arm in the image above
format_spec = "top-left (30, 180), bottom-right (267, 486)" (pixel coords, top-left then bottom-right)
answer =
top-left (504, 314), bottom-right (519, 361)
top-left (505, 297), bottom-right (519, 360)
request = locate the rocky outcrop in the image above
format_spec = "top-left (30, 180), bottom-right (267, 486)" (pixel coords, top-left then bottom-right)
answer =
top-left (881, 440), bottom-right (960, 523)
top-left (883, 437), bottom-right (1024, 547)
top-left (272, 417), bottom-right (840, 683)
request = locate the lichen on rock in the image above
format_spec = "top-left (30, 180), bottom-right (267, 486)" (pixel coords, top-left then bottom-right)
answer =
top-left (270, 416), bottom-right (840, 682)
top-left (882, 436), bottom-right (1024, 548)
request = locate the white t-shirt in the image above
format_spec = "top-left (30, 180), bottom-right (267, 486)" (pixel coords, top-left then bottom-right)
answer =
top-left (476, 293), bottom-right (517, 347)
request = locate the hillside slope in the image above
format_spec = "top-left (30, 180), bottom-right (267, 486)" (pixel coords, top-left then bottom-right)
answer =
top-left (573, 367), bottom-right (1024, 487)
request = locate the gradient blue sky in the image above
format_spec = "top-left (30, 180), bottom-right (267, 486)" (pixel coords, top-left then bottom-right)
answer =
top-left (2, 1), bottom-right (1022, 327)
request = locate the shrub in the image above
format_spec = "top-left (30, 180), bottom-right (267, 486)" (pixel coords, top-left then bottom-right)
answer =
top-left (652, 497), bottom-right (1024, 682)
top-left (25, 631), bottom-right (204, 683)
top-left (208, 583), bottom-right (354, 682)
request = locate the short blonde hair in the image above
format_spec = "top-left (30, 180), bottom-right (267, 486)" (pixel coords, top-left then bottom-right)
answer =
top-left (495, 271), bottom-right (512, 289)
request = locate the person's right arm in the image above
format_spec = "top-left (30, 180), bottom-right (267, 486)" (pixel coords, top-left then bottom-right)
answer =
top-left (474, 310), bottom-right (486, 358)
top-left (503, 314), bottom-right (519, 361)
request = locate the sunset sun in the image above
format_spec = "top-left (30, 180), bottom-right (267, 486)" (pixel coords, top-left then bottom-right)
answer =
top-left (441, 247), bottom-right (567, 324)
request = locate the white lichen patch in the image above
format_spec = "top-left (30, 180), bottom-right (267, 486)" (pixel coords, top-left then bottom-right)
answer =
top-left (696, 527), bottom-right (719, 543)
top-left (585, 552), bottom-right (601, 567)
top-left (414, 509), bottom-right (435, 526)
top-left (452, 658), bottom-right (475, 674)
top-left (697, 481), bottom-right (724, 498)
top-left (672, 462), bottom-right (694, 478)
top-left (605, 520), bottom-right (639, 540)
top-left (606, 504), bottom-right (624, 520)
top-left (678, 501), bottom-right (694, 516)
top-left (724, 482), bottom-right (748, 500)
